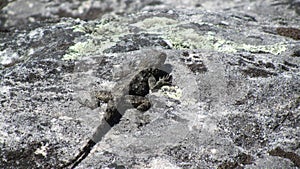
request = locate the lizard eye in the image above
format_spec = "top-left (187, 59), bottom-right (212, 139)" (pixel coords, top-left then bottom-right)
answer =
top-left (148, 75), bottom-right (157, 89)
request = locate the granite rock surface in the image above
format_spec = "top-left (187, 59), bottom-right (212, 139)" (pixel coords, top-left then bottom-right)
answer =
top-left (0, 0), bottom-right (300, 168)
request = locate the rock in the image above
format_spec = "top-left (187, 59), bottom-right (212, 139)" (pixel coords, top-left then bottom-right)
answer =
top-left (0, 0), bottom-right (299, 168)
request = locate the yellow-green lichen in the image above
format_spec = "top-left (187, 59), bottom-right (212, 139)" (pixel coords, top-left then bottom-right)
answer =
top-left (72, 24), bottom-right (90, 33)
top-left (165, 27), bottom-right (287, 55)
top-left (158, 86), bottom-right (182, 100)
top-left (165, 28), bottom-right (237, 52)
top-left (63, 15), bottom-right (287, 60)
top-left (93, 21), bottom-right (130, 52)
top-left (132, 17), bottom-right (178, 33)
top-left (63, 41), bottom-right (97, 60)
top-left (237, 43), bottom-right (287, 55)
top-left (63, 16), bottom-right (129, 60)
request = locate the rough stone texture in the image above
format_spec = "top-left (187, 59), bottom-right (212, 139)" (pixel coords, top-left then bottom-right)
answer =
top-left (0, 0), bottom-right (300, 168)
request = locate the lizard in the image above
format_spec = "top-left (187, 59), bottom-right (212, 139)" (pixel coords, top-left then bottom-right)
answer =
top-left (62, 49), bottom-right (172, 169)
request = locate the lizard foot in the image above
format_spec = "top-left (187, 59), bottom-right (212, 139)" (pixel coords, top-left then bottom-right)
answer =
top-left (149, 74), bottom-right (172, 91)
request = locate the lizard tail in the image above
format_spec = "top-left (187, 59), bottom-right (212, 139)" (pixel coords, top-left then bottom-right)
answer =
top-left (61, 139), bottom-right (96, 169)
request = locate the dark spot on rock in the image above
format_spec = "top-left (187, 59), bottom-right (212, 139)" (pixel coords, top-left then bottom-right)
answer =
top-left (218, 153), bottom-right (253, 169)
top-left (0, 0), bottom-right (9, 10)
top-left (164, 145), bottom-right (196, 168)
top-left (108, 163), bottom-right (126, 169)
top-left (186, 58), bottom-right (192, 62)
top-left (218, 161), bottom-right (240, 169)
top-left (265, 62), bottom-right (276, 69)
top-left (62, 60), bottom-right (75, 73)
top-left (187, 63), bottom-right (208, 74)
top-left (193, 55), bottom-right (200, 59)
top-left (223, 114), bottom-right (266, 150)
top-left (241, 54), bottom-right (255, 61)
top-left (183, 22), bottom-right (218, 33)
top-left (147, 1), bottom-right (163, 6)
top-left (243, 14), bottom-right (257, 22)
top-left (82, 7), bottom-right (114, 20)
top-left (103, 33), bottom-right (171, 53)
top-left (241, 67), bottom-right (277, 77)
top-left (276, 27), bottom-right (300, 40)
top-left (179, 57), bottom-right (186, 62)
top-left (195, 3), bottom-right (202, 7)
top-left (292, 50), bottom-right (300, 57)
top-left (230, 14), bottom-right (257, 22)
top-left (0, 140), bottom-right (64, 168)
top-left (279, 64), bottom-right (290, 71)
top-left (179, 52), bottom-right (207, 74)
top-left (249, 50), bottom-right (270, 54)
top-left (26, 72), bottom-right (41, 83)
top-left (0, 27), bottom-right (10, 33)
top-left (269, 147), bottom-right (300, 168)
top-left (284, 60), bottom-right (298, 68)
top-left (258, 60), bottom-right (265, 67)
top-left (236, 153), bottom-right (254, 165)
top-left (182, 51), bottom-right (189, 57)
top-left (237, 59), bottom-right (247, 66)
top-left (234, 91), bottom-right (255, 105)
top-left (136, 114), bottom-right (151, 128)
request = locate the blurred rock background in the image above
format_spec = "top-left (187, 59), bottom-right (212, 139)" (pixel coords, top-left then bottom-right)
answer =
top-left (0, 0), bottom-right (299, 168)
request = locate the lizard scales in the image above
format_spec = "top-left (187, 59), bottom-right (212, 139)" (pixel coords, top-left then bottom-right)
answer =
top-left (63, 49), bottom-right (172, 168)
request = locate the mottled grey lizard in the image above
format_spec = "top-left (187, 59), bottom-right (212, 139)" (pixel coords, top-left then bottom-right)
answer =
top-left (63, 49), bottom-right (172, 168)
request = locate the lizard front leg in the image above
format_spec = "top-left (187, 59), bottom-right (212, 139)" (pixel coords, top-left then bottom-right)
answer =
top-left (123, 95), bottom-right (151, 111)
top-left (148, 74), bottom-right (172, 91)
